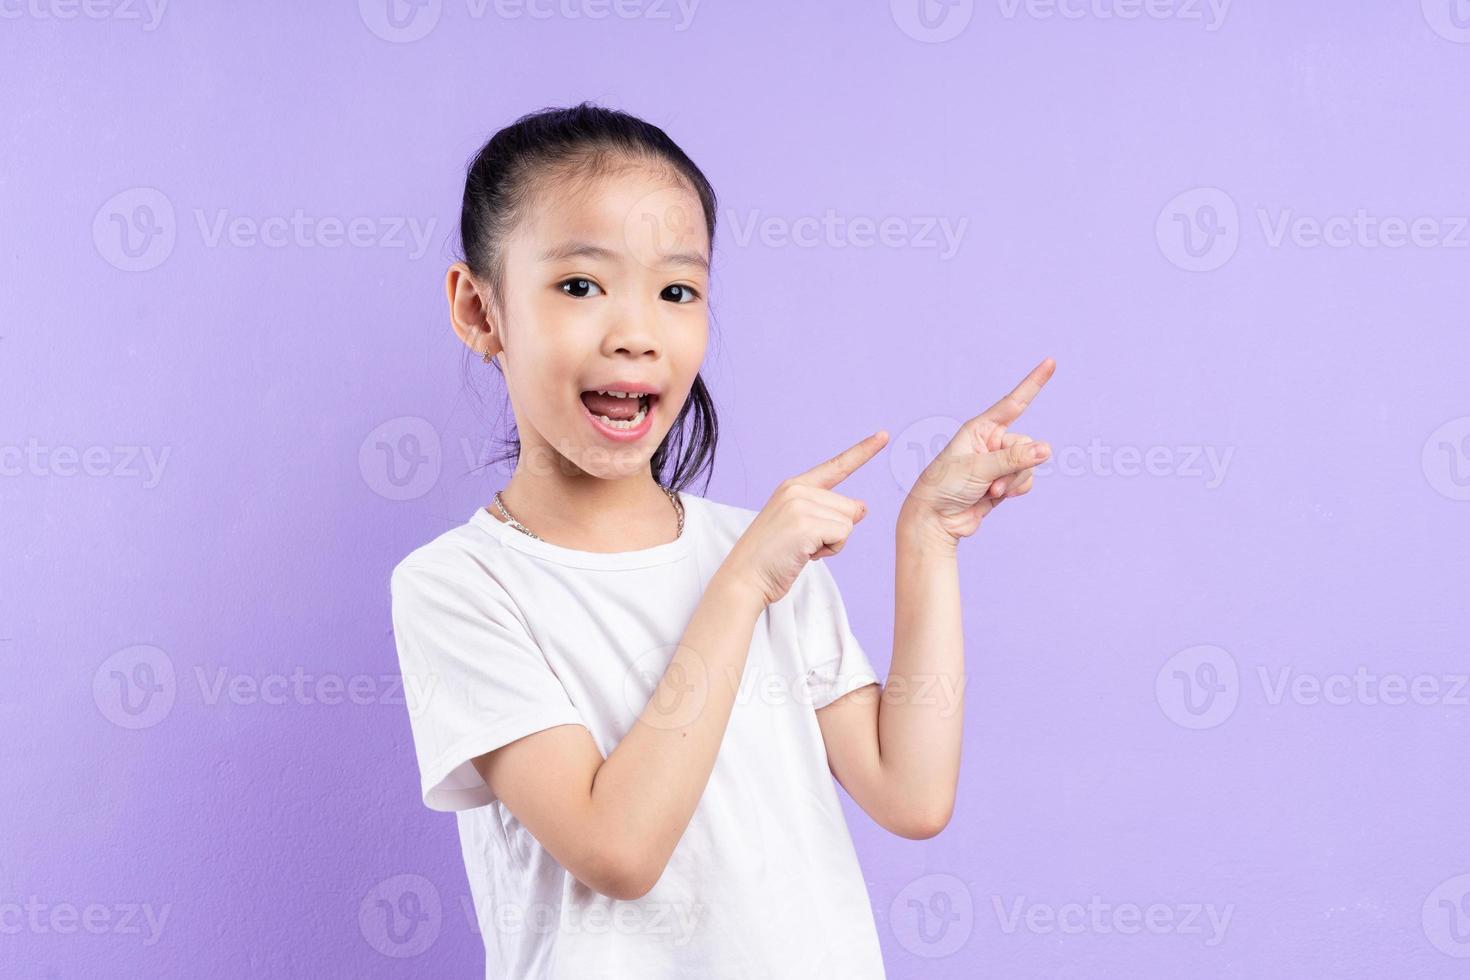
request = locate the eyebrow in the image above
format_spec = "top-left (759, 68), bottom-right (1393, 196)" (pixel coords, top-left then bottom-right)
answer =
top-left (538, 239), bottom-right (709, 272)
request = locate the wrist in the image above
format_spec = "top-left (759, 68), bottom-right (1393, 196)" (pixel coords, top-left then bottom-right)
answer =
top-left (897, 501), bottom-right (959, 557)
top-left (709, 562), bottom-right (768, 616)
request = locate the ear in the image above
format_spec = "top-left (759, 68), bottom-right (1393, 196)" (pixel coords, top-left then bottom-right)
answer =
top-left (446, 261), bottom-right (502, 362)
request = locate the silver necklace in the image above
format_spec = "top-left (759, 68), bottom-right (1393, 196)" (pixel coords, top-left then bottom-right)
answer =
top-left (491, 485), bottom-right (685, 543)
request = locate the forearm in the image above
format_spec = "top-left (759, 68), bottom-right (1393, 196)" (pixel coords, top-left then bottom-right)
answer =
top-left (589, 566), bottom-right (765, 893)
top-left (878, 503), bottom-right (965, 824)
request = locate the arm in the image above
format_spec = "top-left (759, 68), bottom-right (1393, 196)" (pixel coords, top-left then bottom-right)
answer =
top-left (473, 565), bottom-right (765, 901)
top-left (816, 358), bottom-right (1055, 840)
top-left (815, 504), bottom-right (963, 840)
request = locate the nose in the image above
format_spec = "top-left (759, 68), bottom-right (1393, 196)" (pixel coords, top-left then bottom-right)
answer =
top-left (601, 297), bottom-right (662, 360)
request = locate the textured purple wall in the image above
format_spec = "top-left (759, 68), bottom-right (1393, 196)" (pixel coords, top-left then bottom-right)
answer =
top-left (4, 2), bottom-right (1469, 977)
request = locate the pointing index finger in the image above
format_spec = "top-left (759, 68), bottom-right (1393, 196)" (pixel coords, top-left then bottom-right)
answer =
top-left (980, 357), bottom-right (1056, 426)
top-left (793, 430), bottom-right (890, 490)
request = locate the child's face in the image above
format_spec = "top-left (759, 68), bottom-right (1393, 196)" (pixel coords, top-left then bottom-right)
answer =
top-left (490, 165), bottom-right (711, 481)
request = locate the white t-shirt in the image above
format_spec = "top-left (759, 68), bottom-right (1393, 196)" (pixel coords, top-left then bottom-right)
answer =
top-left (388, 490), bottom-right (887, 979)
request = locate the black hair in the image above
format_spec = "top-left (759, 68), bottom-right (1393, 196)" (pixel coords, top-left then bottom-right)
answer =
top-left (457, 101), bottom-right (719, 494)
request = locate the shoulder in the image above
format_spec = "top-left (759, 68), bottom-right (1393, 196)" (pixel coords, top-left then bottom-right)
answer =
top-left (389, 515), bottom-right (515, 604)
top-left (389, 527), bottom-right (537, 650)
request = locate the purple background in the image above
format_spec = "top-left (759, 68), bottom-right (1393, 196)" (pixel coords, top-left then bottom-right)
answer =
top-left (4, 1), bottom-right (1469, 977)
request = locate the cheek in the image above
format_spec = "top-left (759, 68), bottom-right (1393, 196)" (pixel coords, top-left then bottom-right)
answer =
top-left (507, 309), bottom-right (582, 405)
top-left (680, 319), bottom-right (710, 370)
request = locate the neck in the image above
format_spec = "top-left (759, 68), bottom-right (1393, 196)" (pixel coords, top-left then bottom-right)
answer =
top-left (494, 462), bottom-right (679, 553)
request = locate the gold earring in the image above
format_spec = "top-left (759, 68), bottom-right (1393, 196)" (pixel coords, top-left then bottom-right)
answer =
top-left (482, 329), bottom-right (494, 363)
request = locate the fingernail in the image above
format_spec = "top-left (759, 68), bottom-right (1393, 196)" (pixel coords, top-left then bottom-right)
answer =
top-left (1031, 443), bottom-right (1048, 460)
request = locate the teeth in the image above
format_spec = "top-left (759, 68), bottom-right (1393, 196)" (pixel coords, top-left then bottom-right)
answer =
top-left (593, 401), bottom-right (649, 430)
top-left (596, 389), bottom-right (643, 398)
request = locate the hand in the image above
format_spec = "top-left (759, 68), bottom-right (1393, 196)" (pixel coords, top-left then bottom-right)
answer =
top-left (722, 431), bottom-right (889, 606)
top-left (903, 358), bottom-right (1056, 542)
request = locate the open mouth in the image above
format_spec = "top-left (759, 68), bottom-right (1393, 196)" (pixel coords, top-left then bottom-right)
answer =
top-left (579, 389), bottom-right (657, 435)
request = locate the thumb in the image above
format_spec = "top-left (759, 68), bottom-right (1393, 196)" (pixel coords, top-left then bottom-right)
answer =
top-left (973, 438), bottom-right (1049, 485)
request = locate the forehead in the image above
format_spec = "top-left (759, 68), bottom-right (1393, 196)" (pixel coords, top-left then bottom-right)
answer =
top-left (514, 164), bottom-right (709, 271)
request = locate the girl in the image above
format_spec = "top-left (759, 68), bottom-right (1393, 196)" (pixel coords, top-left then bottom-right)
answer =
top-left (389, 102), bottom-right (1054, 979)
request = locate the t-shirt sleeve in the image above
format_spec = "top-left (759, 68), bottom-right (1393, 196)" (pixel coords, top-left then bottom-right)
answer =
top-left (793, 558), bottom-right (883, 710)
top-left (389, 559), bottom-right (587, 812)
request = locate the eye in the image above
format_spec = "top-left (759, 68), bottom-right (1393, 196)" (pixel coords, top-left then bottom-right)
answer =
top-left (559, 278), bottom-right (603, 299)
top-left (662, 284), bottom-right (701, 304)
